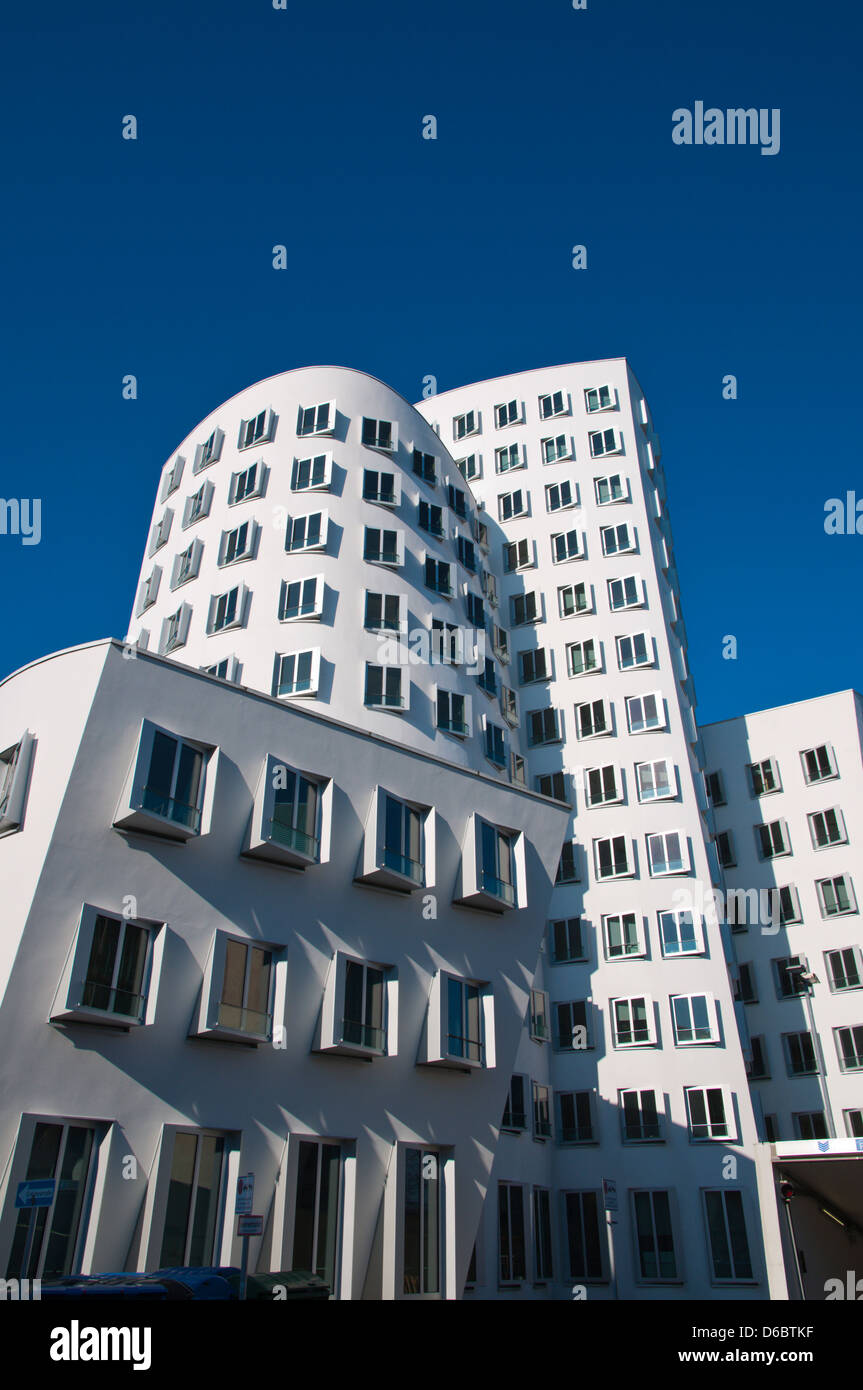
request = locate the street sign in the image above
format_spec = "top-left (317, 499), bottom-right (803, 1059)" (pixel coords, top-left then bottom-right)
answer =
top-left (237, 1215), bottom-right (263, 1237)
top-left (602, 1178), bottom-right (618, 1212)
top-left (235, 1173), bottom-right (254, 1215)
top-left (15, 1180), bottom-right (55, 1209)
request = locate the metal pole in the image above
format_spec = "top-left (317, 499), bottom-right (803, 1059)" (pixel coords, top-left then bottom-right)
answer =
top-left (19, 1207), bottom-right (37, 1281)
top-left (805, 988), bottom-right (836, 1138)
top-left (606, 1212), bottom-right (619, 1299)
top-left (239, 1232), bottom-right (250, 1301)
top-left (780, 1189), bottom-right (806, 1301)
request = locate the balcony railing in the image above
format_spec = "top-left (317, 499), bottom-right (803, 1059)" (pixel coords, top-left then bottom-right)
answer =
top-left (560, 1125), bottom-right (593, 1143)
top-left (217, 1002), bottom-right (272, 1036)
top-left (141, 786), bottom-right (201, 832)
top-left (480, 870), bottom-right (514, 905)
top-left (339, 1018), bottom-right (385, 1051)
top-left (381, 847), bottom-right (424, 884)
top-left (268, 817), bottom-right (319, 859)
top-left (79, 981), bottom-right (146, 1021)
top-left (446, 1033), bottom-right (483, 1064)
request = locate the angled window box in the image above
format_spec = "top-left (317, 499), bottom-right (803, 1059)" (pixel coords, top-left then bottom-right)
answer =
top-left (114, 719), bottom-right (214, 841)
top-left (455, 813), bottom-right (523, 912)
top-left (190, 930), bottom-right (284, 1046)
top-left (243, 753), bottom-right (331, 868)
top-left (314, 950), bottom-right (395, 1059)
top-left (355, 787), bottom-right (433, 892)
top-left (50, 903), bottom-right (165, 1029)
top-left (0, 731), bottom-right (35, 835)
top-left (418, 969), bottom-right (495, 1071)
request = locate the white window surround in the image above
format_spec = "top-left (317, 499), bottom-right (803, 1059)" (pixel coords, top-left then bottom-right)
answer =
top-left (657, 909), bottom-right (704, 957)
top-left (159, 602), bottom-right (193, 654)
top-left (273, 647), bottom-right (321, 699)
top-left (364, 662), bottom-right (408, 712)
top-left (297, 400), bottom-right (337, 438)
top-left (610, 995), bottom-right (656, 1047)
top-left (575, 697), bottom-right (613, 740)
top-left (361, 417), bottom-right (399, 454)
top-left (229, 461), bottom-right (267, 505)
top-left (646, 830), bottom-right (690, 876)
top-left (616, 632), bottom-right (653, 670)
top-left (636, 758), bottom-right (675, 803)
top-left (418, 969), bottom-right (495, 1071)
top-left (625, 692), bottom-right (666, 734)
top-left (291, 452), bottom-right (333, 492)
top-left (593, 835), bottom-right (634, 880)
top-left (136, 1123), bottom-right (239, 1272)
top-left (136, 565), bottom-right (163, 613)
top-left (243, 752), bottom-right (332, 869)
top-left (608, 575), bottom-right (643, 611)
top-left (600, 523), bottom-right (636, 557)
top-left (363, 589), bottom-right (407, 634)
top-left (589, 427), bottom-right (624, 458)
top-left (538, 390), bottom-right (569, 419)
top-left (280, 574), bottom-right (325, 623)
top-left (286, 510), bottom-right (329, 554)
top-left (453, 410), bottom-right (481, 440)
top-left (671, 994), bottom-right (720, 1046)
top-left (808, 806), bottom-right (848, 850)
top-left (541, 434), bottom-right (574, 464)
top-left (193, 426), bottom-right (225, 472)
top-left (49, 903), bottom-right (165, 1029)
top-left (494, 399), bottom-right (523, 429)
top-left (364, 525), bottom-right (405, 569)
top-left (182, 480), bottom-right (215, 529)
top-left (584, 764), bottom-right (624, 807)
top-left (355, 786), bottom-right (434, 893)
top-left (602, 912), bottom-right (645, 961)
top-left (148, 509), bottom-right (174, 557)
top-left (378, 1142), bottom-right (455, 1301)
top-left (0, 731), bottom-right (36, 835)
top-left (495, 443), bottom-right (525, 474)
top-left (800, 743), bottom-right (838, 785)
top-left (189, 929), bottom-right (286, 1046)
top-left (113, 718), bottom-right (215, 842)
top-left (455, 812), bottom-right (524, 913)
top-left (594, 473), bottom-right (629, 506)
top-left (170, 542), bottom-right (203, 591)
top-left (362, 467), bottom-right (401, 508)
top-left (314, 949), bottom-right (396, 1058)
top-left (160, 455), bottom-right (185, 501)
top-left (207, 584), bottom-right (249, 636)
top-left (584, 384), bottom-right (616, 413)
top-left (237, 410), bottom-right (276, 451)
top-left (218, 520), bottom-right (259, 567)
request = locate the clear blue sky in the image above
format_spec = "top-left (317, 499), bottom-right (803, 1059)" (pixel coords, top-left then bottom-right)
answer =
top-left (1, 0), bottom-right (860, 722)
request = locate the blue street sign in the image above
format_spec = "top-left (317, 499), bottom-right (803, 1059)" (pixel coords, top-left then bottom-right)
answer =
top-left (15, 1179), bottom-right (55, 1209)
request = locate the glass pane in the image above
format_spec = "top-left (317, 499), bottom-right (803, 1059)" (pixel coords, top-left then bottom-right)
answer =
top-left (159, 1131), bottom-right (198, 1267)
top-left (705, 1191), bottom-right (732, 1278)
top-left (148, 731), bottom-right (177, 799)
top-left (221, 940), bottom-right (247, 1009)
top-left (422, 1153), bottom-right (440, 1293)
top-left (83, 915), bottom-right (120, 1009)
top-left (403, 1149), bottom-right (421, 1294)
top-left (246, 948), bottom-right (271, 1019)
top-left (316, 1145), bottom-right (340, 1290)
top-left (42, 1126), bottom-right (94, 1278)
top-left (175, 743), bottom-right (203, 812)
top-left (292, 1140), bottom-right (318, 1273)
top-left (7, 1123), bottom-right (62, 1277)
top-left (115, 924), bottom-right (149, 1016)
top-left (188, 1134), bottom-right (224, 1267)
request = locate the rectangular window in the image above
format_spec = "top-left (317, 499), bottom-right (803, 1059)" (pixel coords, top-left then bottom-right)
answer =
top-left (479, 819), bottom-right (515, 904)
top-left (503, 538), bottom-right (531, 572)
top-left (671, 993), bottom-right (716, 1044)
top-left (484, 722), bottom-right (506, 767)
top-left (456, 453), bottom-right (480, 481)
top-left (594, 472), bottom-right (626, 505)
top-left (159, 1131), bottom-right (225, 1268)
top-left (756, 819), bottom-right (790, 859)
top-left (558, 582), bottom-right (589, 618)
top-left (539, 390), bottom-right (567, 419)
top-left (424, 557), bottom-right (452, 595)
top-left (556, 840), bottom-right (579, 884)
top-left (567, 639), bottom-right (598, 676)
top-left (447, 484), bottom-right (467, 519)
top-left (532, 1082), bottom-right (551, 1139)
top-left (636, 759), bottom-right (673, 802)
top-left (585, 764), bottom-right (621, 806)
top-left (617, 632), bottom-right (651, 669)
top-left (403, 1149), bottom-right (441, 1295)
top-left (217, 938), bottom-right (272, 1036)
top-left (280, 575), bottom-right (323, 622)
top-left (633, 1191), bottom-right (677, 1280)
top-left (363, 468), bottom-right (397, 505)
top-left (453, 410), bottom-right (479, 441)
top-left (7, 1121), bottom-right (97, 1279)
top-left (626, 692), bottom-right (662, 733)
top-left (456, 535), bottom-right (476, 571)
top-left (748, 757), bottom-right (781, 795)
top-left (365, 664), bottom-right (404, 709)
top-left (361, 417), bottom-right (395, 451)
top-left (270, 766), bottom-right (320, 859)
top-left (809, 807), bottom-right (847, 849)
top-left (465, 591), bottom-right (484, 628)
top-left (686, 1088), bottom-right (731, 1140)
top-left (382, 793), bottom-right (424, 885)
top-left (603, 912), bottom-right (641, 959)
top-left (774, 954), bottom-right (809, 999)
top-left (78, 912), bottom-right (152, 1021)
top-left (608, 575), bottom-right (641, 610)
top-left (511, 592), bottom-right (539, 625)
top-left (552, 529), bottom-right (580, 563)
top-left (611, 996), bottom-right (653, 1046)
top-left (826, 946), bottom-right (862, 992)
top-left (230, 462), bottom-right (262, 504)
top-left (585, 384), bottom-right (613, 412)
top-left (533, 1189), bottom-right (553, 1281)
top-left (594, 836), bottom-right (631, 879)
top-left (546, 479), bottom-right (574, 511)
top-left (220, 521), bottom-right (255, 565)
top-left (447, 977), bottom-right (483, 1063)
top-left (209, 586), bottom-right (243, 633)
top-left (554, 999), bottom-right (590, 1050)
top-left (364, 526), bottom-right (400, 566)
top-left (418, 499), bottom-right (444, 537)
top-left (194, 428), bottom-right (224, 471)
top-left (518, 649), bottom-right (548, 683)
top-left (275, 649), bottom-right (318, 697)
top-left (794, 1113), bottom-right (828, 1141)
top-left (705, 771), bottom-right (725, 806)
top-left (784, 1031), bottom-right (818, 1075)
top-left (703, 1190), bottom-right (753, 1282)
top-left (550, 916), bottom-right (585, 963)
top-left (658, 910), bottom-right (700, 956)
top-left (292, 453), bottom-right (330, 491)
top-left (600, 523), bottom-right (634, 556)
top-left (541, 434), bottom-right (571, 463)
top-left (835, 1025), bottom-right (863, 1072)
top-left (495, 399), bottom-right (520, 428)
top-left (436, 688), bottom-right (468, 736)
top-left (576, 698), bottom-right (611, 739)
top-left (565, 1192), bottom-right (603, 1280)
top-left (845, 1110), bottom-right (863, 1138)
top-left (817, 874), bottom-right (857, 917)
top-left (498, 489), bottom-right (527, 521)
top-left (292, 1140), bottom-right (341, 1292)
top-left (498, 1184), bottom-right (526, 1283)
top-left (748, 1036), bottom-right (769, 1080)
top-left (559, 1092), bottom-right (593, 1143)
top-left (287, 512), bottom-right (327, 553)
top-left (495, 443), bottom-right (522, 475)
top-left (620, 1089), bottom-right (661, 1142)
top-left (529, 989), bottom-right (549, 1042)
top-left (801, 744), bottom-right (837, 784)
top-left (502, 1074), bottom-right (527, 1130)
top-left (589, 427), bottom-right (622, 457)
top-left (142, 730), bottom-right (205, 831)
top-left (527, 708), bottom-right (560, 746)
top-left (716, 830), bottom-right (736, 867)
top-left (183, 482), bottom-right (212, 527)
top-left (239, 410), bottom-right (273, 449)
top-left (647, 831), bottom-right (688, 875)
top-left (737, 963), bottom-right (757, 1003)
top-left (297, 401), bottom-right (335, 437)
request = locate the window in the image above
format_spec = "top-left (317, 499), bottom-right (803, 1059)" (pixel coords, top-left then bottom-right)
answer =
top-left (336, 958), bottom-right (386, 1053)
top-left (756, 819), bottom-right (790, 859)
top-left (532, 1083), bottom-right (551, 1140)
top-left (498, 1184), bottom-right (526, 1284)
top-left (137, 565), bottom-right (162, 611)
top-left (539, 390), bottom-right (567, 419)
top-left (551, 529), bottom-right (580, 563)
top-left (208, 585), bottom-right (245, 634)
top-left (403, 1149), bottom-right (442, 1295)
top-left (297, 401), bottom-right (335, 437)
top-left (703, 1190), bottom-right (753, 1282)
top-left (255, 758), bottom-right (323, 864)
top-left (589, 427), bottom-right (622, 457)
top-left (559, 1092), bottom-right (594, 1143)
top-left (149, 509), bottom-right (173, 555)
top-left (456, 535), bottom-right (476, 571)
top-left (286, 511), bottom-right (327, 553)
top-left (594, 472), bottom-right (627, 505)
top-left (585, 764), bottom-right (622, 806)
top-left (519, 648), bottom-right (548, 683)
top-left (545, 479), bottom-right (575, 512)
top-left (183, 480), bottom-right (213, 528)
top-left (361, 417), bottom-right (396, 452)
top-left (716, 830), bottom-right (736, 867)
top-left (447, 977), bottom-right (485, 1064)
top-left (510, 752), bottom-right (526, 785)
top-left (541, 434), bottom-right (571, 463)
top-left (491, 624), bottom-right (509, 662)
top-left (748, 1036), bottom-right (769, 1079)
top-left (484, 721), bottom-right (506, 767)
top-left (748, 758), bottom-right (781, 796)
top-left (161, 455), bottom-right (184, 499)
top-left (193, 428), bottom-right (224, 472)
top-left (600, 522), bottom-right (635, 556)
top-left (364, 526), bottom-right (401, 567)
top-left (171, 542), bottom-right (202, 590)
top-left (774, 954), bottom-right (809, 999)
top-left (67, 910), bottom-right (154, 1024)
top-left (229, 461), bottom-right (264, 504)
top-left (625, 692), bottom-right (663, 733)
top-left (435, 688), bottom-right (469, 741)
top-left (431, 620), bottom-right (463, 667)
top-left (274, 648), bottom-right (320, 697)
top-left (608, 575), bottom-right (641, 610)
top-left (238, 409), bottom-right (274, 450)
top-left (836, 1025), bottom-right (863, 1072)
top-left (617, 632), bottom-right (652, 669)
top-left (412, 449), bottom-right (436, 485)
top-left (498, 488), bottom-right (527, 521)
top-left (594, 835), bottom-right (631, 879)
top-left (801, 743), bottom-right (837, 784)
top-left (219, 520), bottom-right (256, 566)
top-left (447, 485), bottom-right (468, 520)
top-left (481, 570), bottom-right (498, 606)
top-left (292, 1140), bottom-right (341, 1292)
top-left (453, 410), bottom-right (479, 441)
top-left (636, 759), bottom-right (674, 802)
top-left (686, 1088), bottom-right (732, 1141)
top-left (533, 1189), bottom-right (553, 1281)
top-left (825, 946), bottom-right (862, 992)
top-left (558, 582), bottom-right (589, 618)
top-left (215, 937), bottom-right (273, 1037)
top-left (783, 1031), bottom-right (818, 1075)
top-left (564, 1192), bottom-right (603, 1280)
top-left (424, 556), bottom-right (452, 595)
top-left (527, 708), bottom-right (560, 746)
top-left (477, 818), bottom-right (516, 906)
top-left (763, 1115), bottom-right (778, 1141)
top-left (817, 874), bottom-right (857, 917)
top-left (6, 1119), bottom-right (98, 1279)
top-left (555, 1000), bottom-right (591, 1050)
top-left (113, 721), bottom-right (209, 840)
top-left (845, 1110), bottom-right (863, 1138)
top-left (465, 591), bottom-right (484, 628)
top-left (511, 592), bottom-right (540, 625)
top-left (658, 910), bottom-right (701, 956)
top-left (611, 995), bottom-right (654, 1046)
top-left (529, 989), bottom-right (549, 1042)
top-left (585, 384), bottom-right (614, 412)
top-left (280, 575), bottom-right (324, 622)
top-left (809, 807), bottom-right (847, 849)
top-left (705, 771), bottom-right (725, 806)
top-left (633, 1191), bottom-right (677, 1281)
top-left (292, 452), bottom-right (331, 491)
top-left (556, 840), bottom-right (579, 884)
top-left (414, 502), bottom-right (443, 541)
top-left (456, 453), bottom-right (481, 481)
top-left (603, 912), bottom-right (641, 959)
top-left (671, 994), bottom-right (716, 1044)
top-left (576, 698), bottom-right (612, 739)
top-left (647, 831), bottom-right (688, 875)
top-left (494, 399), bottom-right (520, 428)
top-left (794, 1112), bottom-right (828, 1141)
top-left (620, 1089), bottom-right (661, 1142)
top-left (365, 664), bottom-right (405, 710)
top-left (502, 1075), bottom-right (527, 1130)
top-left (0, 733), bottom-right (34, 835)
top-left (494, 444), bottom-right (522, 478)
top-left (379, 794), bottom-right (425, 886)
top-left (549, 916), bottom-right (585, 963)
top-left (500, 685), bottom-right (518, 726)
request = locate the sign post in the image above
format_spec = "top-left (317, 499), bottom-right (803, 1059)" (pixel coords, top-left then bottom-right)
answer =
top-left (602, 1178), bottom-right (619, 1300)
top-left (14, 1179), bottom-right (55, 1280)
top-left (235, 1174), bottom-right (256, 1301)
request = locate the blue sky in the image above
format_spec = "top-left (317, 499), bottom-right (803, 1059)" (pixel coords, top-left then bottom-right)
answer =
top-left (1, 0), bottom-right (860, 722)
